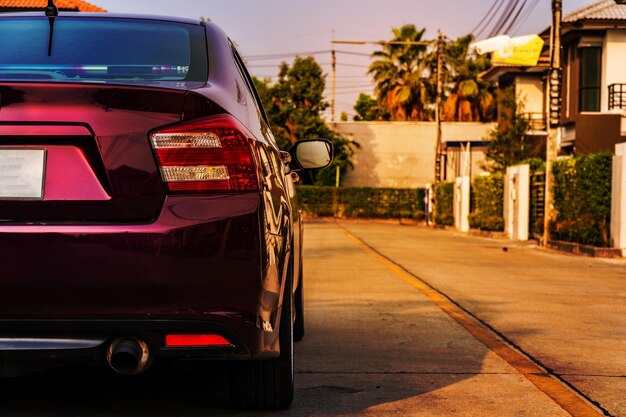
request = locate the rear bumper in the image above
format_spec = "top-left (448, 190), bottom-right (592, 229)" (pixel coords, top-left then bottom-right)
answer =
top-left (0, 320), bottom-right (253, 360)
top-left (0, 194), bottom-right (279, 359)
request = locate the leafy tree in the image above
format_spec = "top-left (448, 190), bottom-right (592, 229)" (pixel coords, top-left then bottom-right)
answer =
top-left (484, 86), bottom-right (531, 171)
top-left (252, 56), bottom-right (358, 186)
top-left (367, 27), bottom-right (497, 123)
top-left (368, 24), bottom-right (433, 121)
top-left (441, 34), bottom-right (496, 122)
top-left (339, 112), bottom-right (349, 122)
top-left (253, 57), bottom-right (327, 150)
top-left (353, 93), bottom-right (389, 121)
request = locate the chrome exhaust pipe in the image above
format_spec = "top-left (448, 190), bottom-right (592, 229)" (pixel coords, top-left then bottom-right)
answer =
top-left (106, 338), bottom-right (151, 375)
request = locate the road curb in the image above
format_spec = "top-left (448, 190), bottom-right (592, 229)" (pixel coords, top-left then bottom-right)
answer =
top-left (547, 240), bottom-right (623, 258)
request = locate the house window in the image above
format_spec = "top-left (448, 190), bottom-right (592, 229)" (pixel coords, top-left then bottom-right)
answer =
top-left (579, 47), bottom-right (601, 112)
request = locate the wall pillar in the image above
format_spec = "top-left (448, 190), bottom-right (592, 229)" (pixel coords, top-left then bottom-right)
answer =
top-left (453, 176), bottom-right (470, 232)
top-left (504, 165), bottom-right (530, 241)
top-left (611, 143), bottom-right (626, 255)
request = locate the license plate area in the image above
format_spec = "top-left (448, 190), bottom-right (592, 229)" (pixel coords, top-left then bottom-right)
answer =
top-left (0, 149), bottom-right (46, 200)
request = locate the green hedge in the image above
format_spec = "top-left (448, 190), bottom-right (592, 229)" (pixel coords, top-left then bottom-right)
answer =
top-left (433, 182), bottom-right (454, 226)
top-left (296, 186), bottom-right (425, 219)
top-left (296, 186), bottom-right (337, 217)
top-left (551, 153), bottom-right (613, 247)
top-left (469, 173), bottom-right (504, 231)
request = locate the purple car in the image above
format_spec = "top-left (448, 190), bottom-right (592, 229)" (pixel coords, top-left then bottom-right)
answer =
top-left (0, 5), bottom-right (332, 410)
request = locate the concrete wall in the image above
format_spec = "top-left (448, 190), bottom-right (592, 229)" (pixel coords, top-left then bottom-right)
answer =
top-left (515, 75), bottom-right (544, 114)
top-left (331, 121), bottom-right (495, 188)
top-left (602, 30), bottom-right (626, 113)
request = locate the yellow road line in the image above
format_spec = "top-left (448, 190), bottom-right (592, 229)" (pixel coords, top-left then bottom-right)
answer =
top-left (340, 227), bottom-right (606, 417)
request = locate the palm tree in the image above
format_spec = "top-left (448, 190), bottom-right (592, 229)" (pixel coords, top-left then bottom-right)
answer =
top-left (441, 34), bottom-right (496, 122)
top-left (368, 25), bottom-right (432, 121)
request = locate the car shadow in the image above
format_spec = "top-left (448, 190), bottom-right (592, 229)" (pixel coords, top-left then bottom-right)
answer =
top-left (0, 297), bottom-right (545, 417)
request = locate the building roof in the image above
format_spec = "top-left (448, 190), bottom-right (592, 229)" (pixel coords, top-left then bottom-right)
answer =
top-left (0, 0), bottom-right (106, 12)
top-left (563, 0), bottom-right (626, 22)
top-left (480, 64), bottom-right (548, 83)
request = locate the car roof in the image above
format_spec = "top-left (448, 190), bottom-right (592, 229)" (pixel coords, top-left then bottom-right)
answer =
top-left (0, 11), bottom-right (204, 26)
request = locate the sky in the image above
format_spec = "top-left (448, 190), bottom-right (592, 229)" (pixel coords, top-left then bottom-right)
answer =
top-left (94, 0), bottom-right (592, 119)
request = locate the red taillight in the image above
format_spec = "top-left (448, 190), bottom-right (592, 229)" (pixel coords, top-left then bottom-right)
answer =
top-left (165, 334), bottom-right (233, 348)
top-left (150, 114), bottom-right (259, 192)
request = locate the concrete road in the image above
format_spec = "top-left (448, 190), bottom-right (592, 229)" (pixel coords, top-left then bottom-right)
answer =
top-left (332, 220), bottom-right (626, 417)
top-left (0, 220), bottom-right (623, 416)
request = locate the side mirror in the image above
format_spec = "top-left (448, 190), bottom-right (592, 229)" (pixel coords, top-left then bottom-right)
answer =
top-left (289, 139), bottom-right (333, 171)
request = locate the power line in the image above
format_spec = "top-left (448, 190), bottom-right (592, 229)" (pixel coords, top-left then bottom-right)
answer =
top-left (243, 49), bottom-right (370, 62)
top-left (336, 63), bottom-right (369, 68)
top-left (503, 0), bottom-right (529, 34)
top-left (333, 29), bottom-right (376, 38)
top-left (236, 30), bottom-right (329, 42)
top-left (247, 64), bottom-right (286, 68)
top-left (488, 0), bottom-right (521, 37)
top-left (475, 0), bottom-right (507, 37)
top-left (244, 50), bottom-right (331, 61)
top-left (509, 0), bottom-right (541, 34)
top-left (335, 51), bottom-right (371, 57)
top-left (470, 0), bottom-right (501, 35)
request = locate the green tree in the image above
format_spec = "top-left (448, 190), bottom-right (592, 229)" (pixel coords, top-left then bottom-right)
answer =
top-left (484, 86), bottom-right (531, 171)
top-left (441, 34), bottom-right (496, 122)
top-left (353, 93), bottom-right (389, 121)
top-left (368, 25), bottom-right (432, 121)
top-left (252, 56), bottom-right (358, 186)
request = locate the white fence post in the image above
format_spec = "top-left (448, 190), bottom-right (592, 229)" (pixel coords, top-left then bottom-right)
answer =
top-left (611, 143), bottom-right (626, 255)
top-left (504, 167), bottom-right (512, 238)
top-left (504, 164), bottom-right (530, 241)
top-left (454, 176), bottom-right (470, 232)
top-left (425, 183), bottom-right (433, 226)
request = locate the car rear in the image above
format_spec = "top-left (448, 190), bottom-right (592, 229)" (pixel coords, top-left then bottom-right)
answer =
top-left (0, 12), bottom-right (284, 386)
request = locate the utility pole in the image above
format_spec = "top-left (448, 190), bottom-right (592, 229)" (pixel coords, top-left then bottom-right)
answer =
top-left (434, 30), bottom-right (445, 182)
top-left (331, 30), bottom-right (336, 123)
top-left (543, 0), bottom-right (562, 245)
top-left (331, 49), bottom-right (336, 123)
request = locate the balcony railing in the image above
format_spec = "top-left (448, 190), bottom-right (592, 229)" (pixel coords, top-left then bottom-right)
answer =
top-left (608, 83), bottom-right (626, 110)
top-left (521, 112), bottom-right (547, 134)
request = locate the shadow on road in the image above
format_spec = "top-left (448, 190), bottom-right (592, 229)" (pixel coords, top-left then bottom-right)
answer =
top-left (0, 363), bottom-right (243, 417)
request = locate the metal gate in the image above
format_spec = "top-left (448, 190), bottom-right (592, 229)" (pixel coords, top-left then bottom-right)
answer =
top-left (529, 172), bottom-right (545, 239)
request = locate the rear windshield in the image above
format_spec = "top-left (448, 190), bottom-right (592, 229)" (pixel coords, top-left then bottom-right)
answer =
top-left (0, 17), bottom-right (208, 85)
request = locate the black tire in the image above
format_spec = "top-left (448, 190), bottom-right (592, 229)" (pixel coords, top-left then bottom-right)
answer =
top-left (230, 276), bottom-right (294, 410)
top-left (293, 262), bottom-right (305, 342)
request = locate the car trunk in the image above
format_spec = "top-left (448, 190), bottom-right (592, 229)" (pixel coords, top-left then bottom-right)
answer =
top-left (0, 83), bottom-right (188, 223)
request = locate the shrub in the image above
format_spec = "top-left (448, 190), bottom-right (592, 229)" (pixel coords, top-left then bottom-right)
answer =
top-left (433, 182), bottom-right (454, 226)
top-left (551, 153), bottom-right (613, 247)
top-left (469, 173), bottom-right (504, 231)
top-left (296, 186), bottom-right (336, 217)
top-left (296, 186), bottom-right (425, 219)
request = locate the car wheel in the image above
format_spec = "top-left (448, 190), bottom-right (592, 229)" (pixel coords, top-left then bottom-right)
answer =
top-left (230, 275), bottom-right (294, 410)
top-left (294, 262), bottom-right (305, 342)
